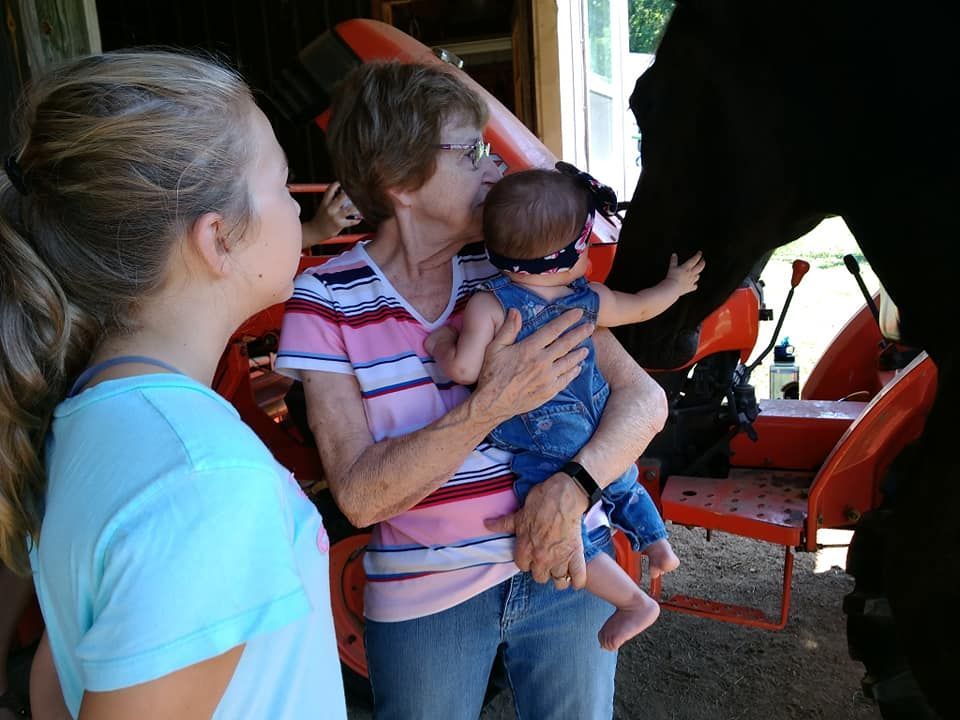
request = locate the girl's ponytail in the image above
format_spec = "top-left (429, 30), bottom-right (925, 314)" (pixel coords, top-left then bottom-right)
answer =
top-left (0, 50), bottom-right (255, 573)
top-left (0, 195), bottom-right (98, 573)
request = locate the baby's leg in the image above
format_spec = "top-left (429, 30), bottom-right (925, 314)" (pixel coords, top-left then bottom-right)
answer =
top-left (586, 554), bottom-right (660, 651)
top-left (645, 538), bottom-right (680, 579)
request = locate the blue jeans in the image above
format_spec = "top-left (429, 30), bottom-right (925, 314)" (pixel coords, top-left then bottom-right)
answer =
top-left (364, 529), bottom-right (618, 720)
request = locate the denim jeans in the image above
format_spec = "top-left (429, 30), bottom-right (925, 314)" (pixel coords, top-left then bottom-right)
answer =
top-left (364, 529), bottom-right (618, 720)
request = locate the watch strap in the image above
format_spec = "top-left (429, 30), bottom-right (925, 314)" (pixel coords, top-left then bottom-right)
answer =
top-left (561, 461), bottom-right (604, 509)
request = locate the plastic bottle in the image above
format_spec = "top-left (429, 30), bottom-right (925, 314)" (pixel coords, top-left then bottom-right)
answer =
top-left (769, 337), bottom-right (800, 399)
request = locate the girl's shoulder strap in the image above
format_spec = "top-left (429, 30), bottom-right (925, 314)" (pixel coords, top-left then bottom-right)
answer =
top-left (68, 356), bottom-right (184, 398)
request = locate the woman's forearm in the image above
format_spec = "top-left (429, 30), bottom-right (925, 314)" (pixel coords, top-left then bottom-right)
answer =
top-left (307, 308), bottom-right (591, 526)
top-left (319, 391), bottom-right (500, 527)
top-left (575, 329), bottom-right (668, 486)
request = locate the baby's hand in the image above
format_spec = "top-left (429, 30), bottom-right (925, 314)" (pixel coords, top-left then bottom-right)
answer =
top-left (666, 251), bottom-right (705, 296)
top-left (424, 325), bottom-right (459, 356)
top-left (302, 181), bottom-right (362, 250)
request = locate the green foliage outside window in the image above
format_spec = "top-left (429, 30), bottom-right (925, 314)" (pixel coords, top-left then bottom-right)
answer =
top-left (628, 0), bottom-right (673, 53)
top-left (587, 0), bottom-right (612, 80)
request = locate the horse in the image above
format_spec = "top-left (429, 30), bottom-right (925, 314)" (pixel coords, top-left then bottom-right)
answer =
top-left (606, 2), bottom-right (959, 717)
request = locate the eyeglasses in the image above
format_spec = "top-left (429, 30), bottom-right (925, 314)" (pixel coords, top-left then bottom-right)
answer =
top-left (434, 137), bottom-right (491, 169)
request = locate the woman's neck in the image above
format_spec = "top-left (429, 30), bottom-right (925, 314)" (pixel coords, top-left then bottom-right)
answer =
top-left (367, 215), bottom-right (470, 281)
top-left (365, 216), bottom-right (470, 323)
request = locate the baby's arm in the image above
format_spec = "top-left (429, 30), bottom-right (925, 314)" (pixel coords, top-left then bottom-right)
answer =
top-left (592, 251), bottom-right (704, 327)
top-left (425, 291), bottom-right (505, 384)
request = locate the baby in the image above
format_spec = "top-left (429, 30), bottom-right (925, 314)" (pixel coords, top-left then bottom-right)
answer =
top-left (426, 165), bottom-right (704, 650)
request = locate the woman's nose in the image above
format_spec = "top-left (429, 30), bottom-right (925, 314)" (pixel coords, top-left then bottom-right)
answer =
top-left (478, 154), bottom-right (502, 181)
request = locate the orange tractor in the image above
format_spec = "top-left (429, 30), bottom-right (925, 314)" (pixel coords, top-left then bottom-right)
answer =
top-left (211, 19), bottom-right (937, 711)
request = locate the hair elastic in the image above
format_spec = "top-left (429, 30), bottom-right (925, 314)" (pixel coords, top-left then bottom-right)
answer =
top-left (3, 156), bottom-right (29, 196)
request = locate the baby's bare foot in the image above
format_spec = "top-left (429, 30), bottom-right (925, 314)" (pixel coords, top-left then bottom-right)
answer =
top-left (598, 592), bottom-right (660, 651)
top-left (645, 538), bottom-right (680, 579)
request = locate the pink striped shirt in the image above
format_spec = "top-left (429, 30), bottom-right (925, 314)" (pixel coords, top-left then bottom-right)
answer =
top-left (276, 242), bottom-right (521, 621)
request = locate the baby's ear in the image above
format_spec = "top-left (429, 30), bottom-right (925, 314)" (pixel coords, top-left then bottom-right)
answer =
top-left (187, 212), bottom-right (231, 276)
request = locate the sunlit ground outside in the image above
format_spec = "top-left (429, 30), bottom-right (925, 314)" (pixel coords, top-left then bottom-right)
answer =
top-left (747, 216), bottom-right (879, 400)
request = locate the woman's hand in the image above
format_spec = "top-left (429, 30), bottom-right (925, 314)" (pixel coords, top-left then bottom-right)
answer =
top-left (485, 472), bottom-right (589, 589)
top-left (472, 307), bottom-right (594, 588)
top-left (486, 329), bottom-right (668, 588)
top-left (301, 182), bottom-right (362, 251)
top-left (468, 308), bottom-right (592, 425)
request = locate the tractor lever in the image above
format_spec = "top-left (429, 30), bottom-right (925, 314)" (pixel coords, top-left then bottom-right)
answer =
top-left (843, 254), bottom-right (880, 322)
top-left (746, 259), bottom-right (810, 377)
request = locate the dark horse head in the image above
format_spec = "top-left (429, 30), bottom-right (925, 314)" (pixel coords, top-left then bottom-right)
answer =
top-left (608, 0), bottom-right (959, 370)
top-left (608, 3), bottom-right (960, 715)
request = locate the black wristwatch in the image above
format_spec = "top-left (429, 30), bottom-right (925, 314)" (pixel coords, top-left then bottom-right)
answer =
top-left (561, 461), bottom-right (604, 511)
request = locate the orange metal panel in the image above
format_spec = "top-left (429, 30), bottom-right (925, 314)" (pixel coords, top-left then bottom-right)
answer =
top-left (652, 548), bottom-right (795, 630)
top-left (729, 399), bottom-right (865, 471)
top-left (802, 295), bottom-right (884, 401)
top-left (655, 286), bottom-right (760, 372)
top-left (804, 353), bottom-right (937, 549)
top-left (329, 533), bottom-right (370, 678)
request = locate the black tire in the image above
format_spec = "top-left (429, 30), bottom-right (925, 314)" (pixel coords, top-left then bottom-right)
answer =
top-left (844, 510), bottom-right (941, 720)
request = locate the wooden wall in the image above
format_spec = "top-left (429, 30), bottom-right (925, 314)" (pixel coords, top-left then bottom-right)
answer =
top-left (94, 0), bottom-right (371, 198)
top-left (2, 0), bottom-right (101, 153)
top-left (3, 0), bottom-right (534, 215)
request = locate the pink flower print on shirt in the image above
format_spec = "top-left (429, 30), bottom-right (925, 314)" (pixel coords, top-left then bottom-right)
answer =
top-left (316, 524), bottom-right (330, 553)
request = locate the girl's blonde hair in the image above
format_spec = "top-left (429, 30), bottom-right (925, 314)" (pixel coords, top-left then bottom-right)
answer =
top-left (0, 51), bottom-right (256, 573)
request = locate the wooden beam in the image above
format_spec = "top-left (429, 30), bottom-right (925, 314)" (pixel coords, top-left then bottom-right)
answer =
top-left (17, 0), bottom-right (101, 74)
top-left (531, 0), bottom-right (561, 156)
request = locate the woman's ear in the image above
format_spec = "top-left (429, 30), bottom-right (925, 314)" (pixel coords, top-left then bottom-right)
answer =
top-left (386, 185), bottom-right (415, 210)
top-left (187, 212), bottom-right (232, 277)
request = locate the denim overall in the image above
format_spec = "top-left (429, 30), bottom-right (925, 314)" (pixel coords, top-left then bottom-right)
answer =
top-left (485, 274), bottom-right (667, 560)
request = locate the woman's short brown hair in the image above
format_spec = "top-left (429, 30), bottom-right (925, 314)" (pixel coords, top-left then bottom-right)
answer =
top-left (483, 169), bottom-right (589, 259)
top-left (326, 61), bottom-right (489, 226)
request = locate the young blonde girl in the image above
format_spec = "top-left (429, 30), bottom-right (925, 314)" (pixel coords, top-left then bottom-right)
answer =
top-left (0, 51), bottom-right (345, 718)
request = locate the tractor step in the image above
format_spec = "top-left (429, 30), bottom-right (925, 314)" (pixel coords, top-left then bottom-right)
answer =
top-left (650, 544), bottom-right (796, 630)
top-left (657, 592), bottom-right (776, 624)
top-left (661, 468), bottom-right (811, 545)
top-left (654, 468), bottom-right (812, 630)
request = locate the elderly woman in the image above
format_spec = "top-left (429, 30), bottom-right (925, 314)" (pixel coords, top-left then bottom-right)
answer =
top-left (276, 62), bottom-right (667, 718)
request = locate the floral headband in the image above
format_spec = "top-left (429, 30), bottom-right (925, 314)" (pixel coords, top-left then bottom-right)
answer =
top-left (486, 162), bottom-right (618, 275)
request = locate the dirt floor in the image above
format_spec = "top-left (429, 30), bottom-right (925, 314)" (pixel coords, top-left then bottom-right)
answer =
top-left (485, 527), bottom-right (880, 720)
top-left (346, 526), bottom-right (881, 720)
